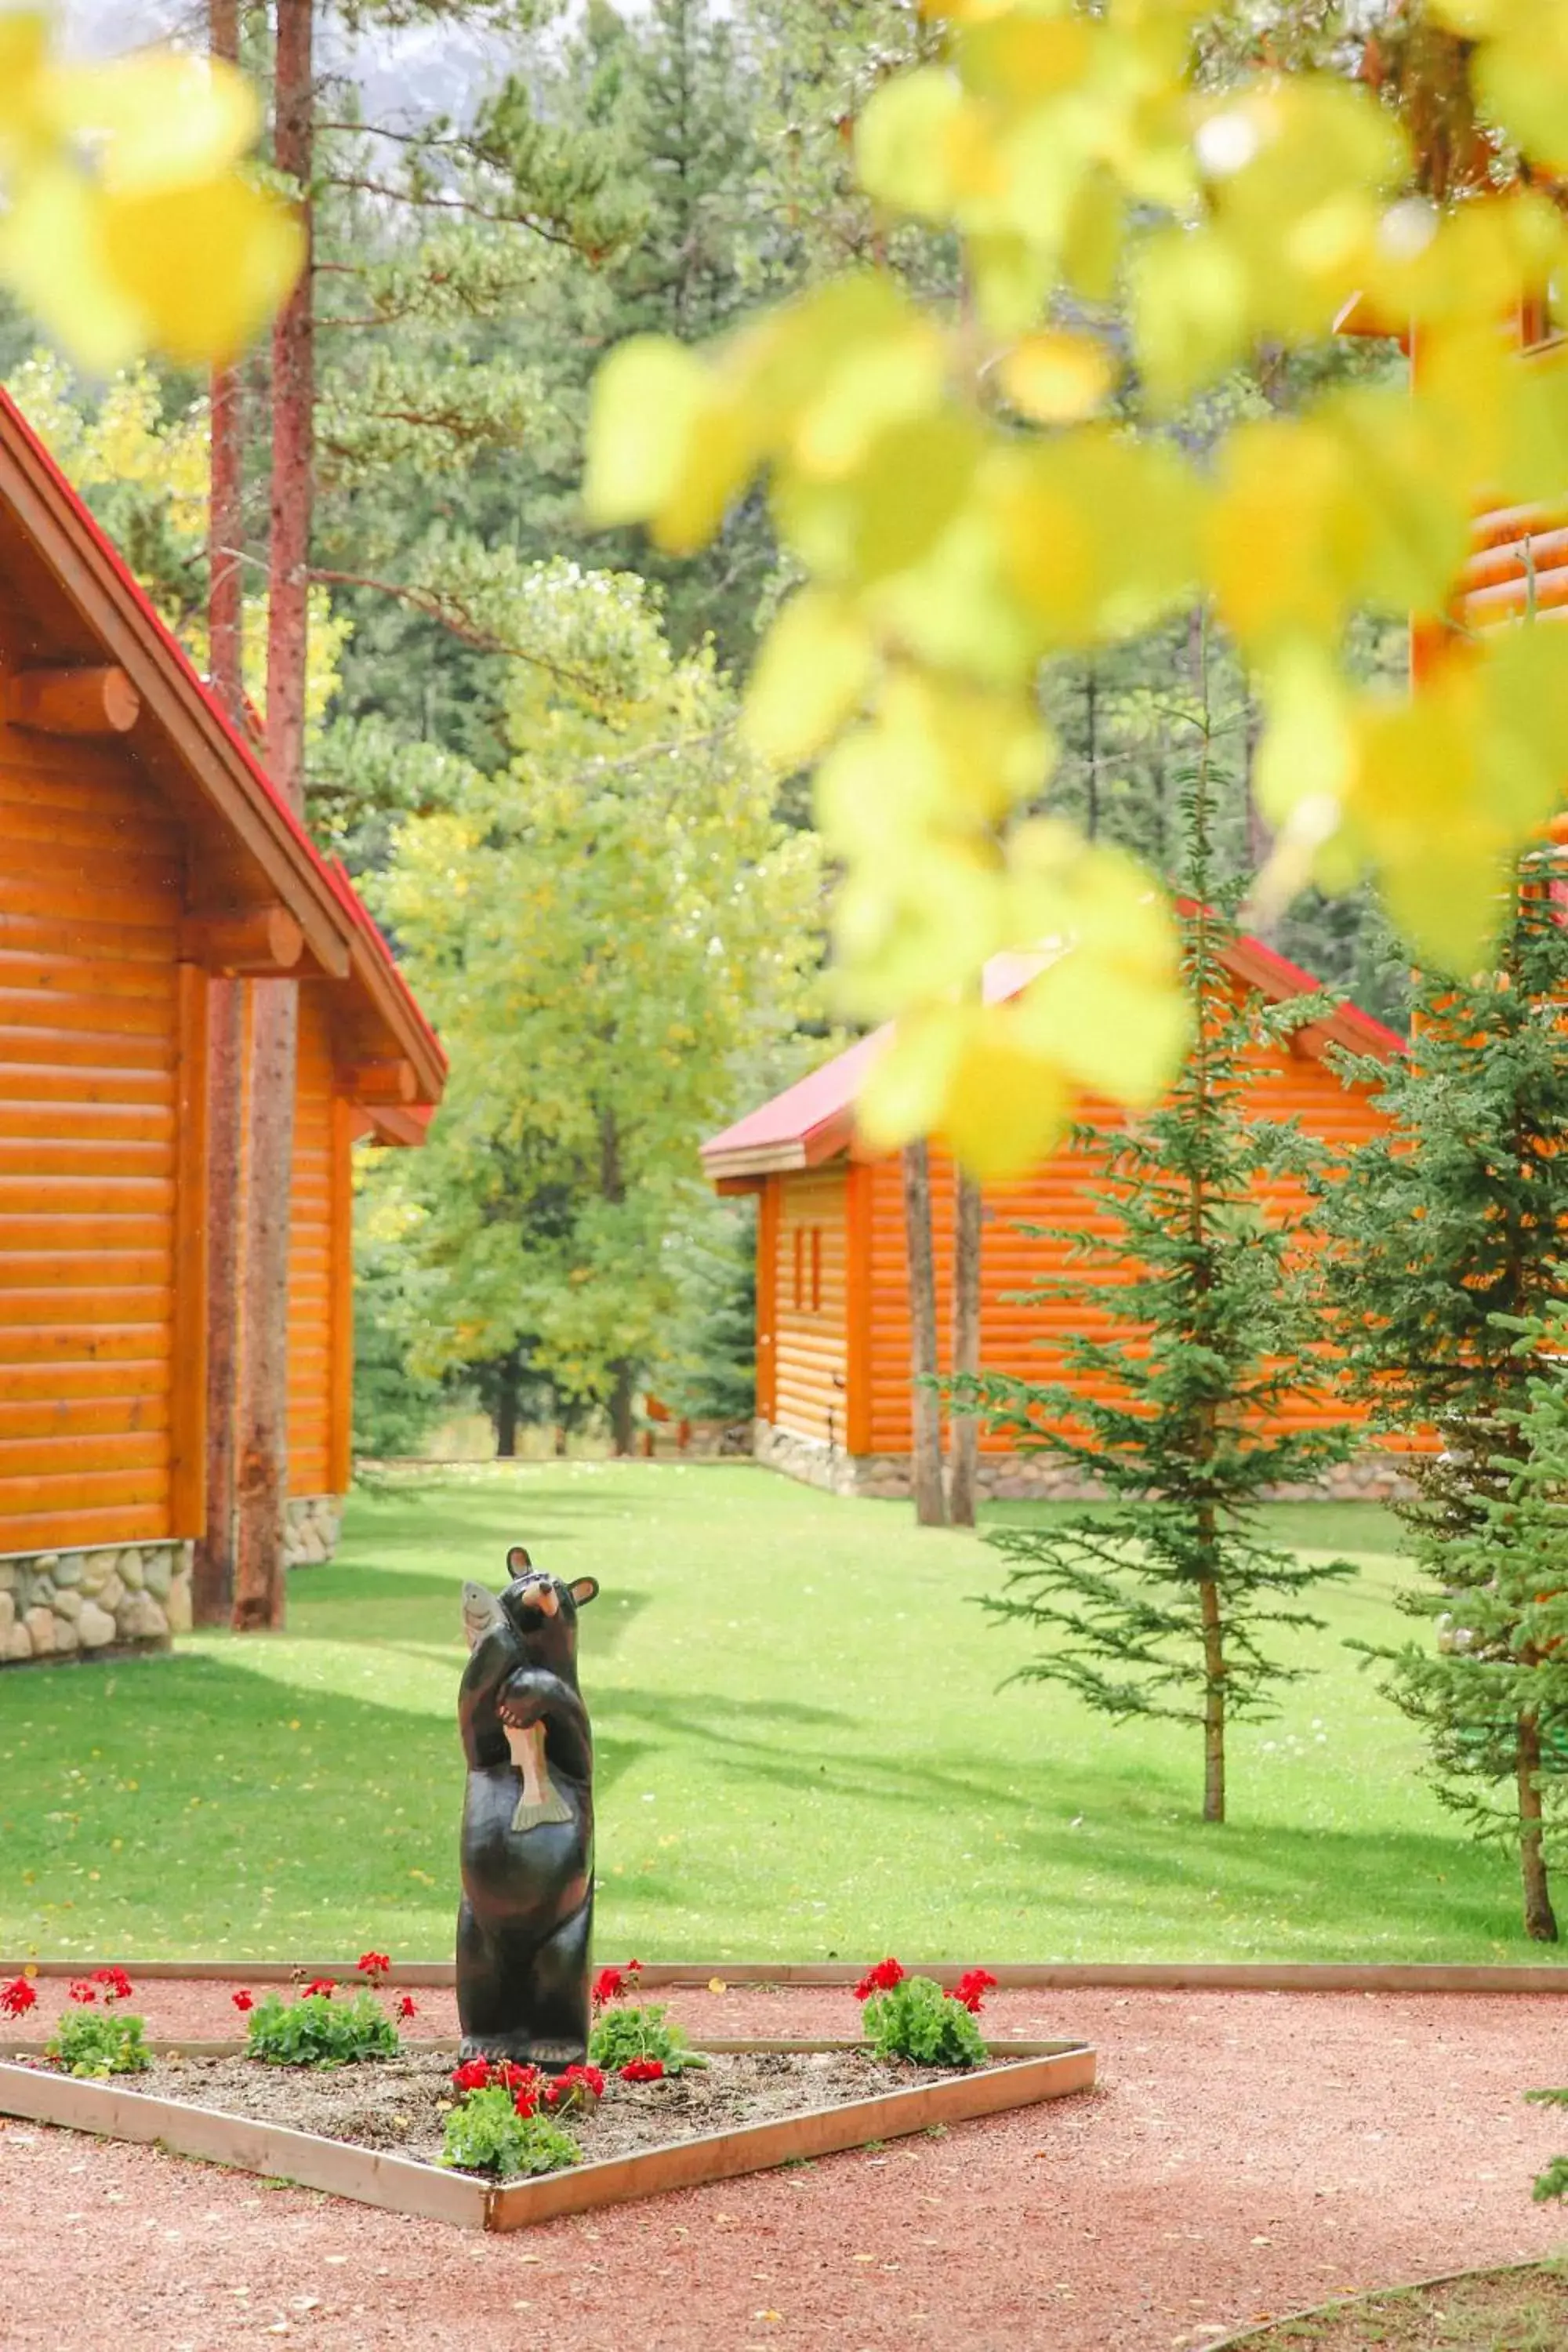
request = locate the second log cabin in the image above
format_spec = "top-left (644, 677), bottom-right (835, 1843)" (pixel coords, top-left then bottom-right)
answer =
top-left (702, 939), bottom-right (1403, 1503)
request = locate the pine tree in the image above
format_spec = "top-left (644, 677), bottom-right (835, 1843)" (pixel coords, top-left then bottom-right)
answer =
top-left (1316, 860), bottom-right (1568, 1938)
top-left (963, 677), bottom-right (1356, 1824)
top-left (1357, 1308), bottom-right (1568, 1947)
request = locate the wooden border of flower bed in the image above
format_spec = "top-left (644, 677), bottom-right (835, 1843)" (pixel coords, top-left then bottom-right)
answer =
top-left (0, 2037), bottom-right (1094, 2234)
top-left (5, 1958), bottom-right (1568, 1991)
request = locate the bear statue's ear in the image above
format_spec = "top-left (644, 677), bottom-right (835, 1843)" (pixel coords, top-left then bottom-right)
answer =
top-left (568, 1577), bottom-right (599, 1609)
top-left (506, 1544), bottom-right (532, 1573)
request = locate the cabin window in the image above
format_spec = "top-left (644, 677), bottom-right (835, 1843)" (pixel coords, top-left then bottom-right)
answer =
top-left (793, 1228), bottom-right (804, 1311)
top-left (810, 1227), bottom-right (822, 1312)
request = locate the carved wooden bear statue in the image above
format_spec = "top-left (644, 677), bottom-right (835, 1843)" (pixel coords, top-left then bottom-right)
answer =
top-left (456, 1546), bottom-right (599, 2067)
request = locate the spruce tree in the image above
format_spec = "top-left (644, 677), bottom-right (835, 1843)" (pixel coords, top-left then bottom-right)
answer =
top-left (1316, 863), bottom-right (1568, 1939)
top-left (963, 691), bottom-right (1356, 1824)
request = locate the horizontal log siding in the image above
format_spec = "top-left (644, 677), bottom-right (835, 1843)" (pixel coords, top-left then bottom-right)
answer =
top-left (0, 731), bottom-right (182, 1552)
top-left (287, 988), bottom-right (335, 1499)
top-left (864, 1033), bottom-right (1390, 1458)
top-left (772, 1167), bottom-right (849, 1446)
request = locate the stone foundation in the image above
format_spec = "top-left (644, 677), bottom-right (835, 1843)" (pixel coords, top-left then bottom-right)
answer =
top-left (0, 1541), bottom-right (193, 1668)
top-left (753, 1421), bottom-right (1415, 1505)
top-left (285, 1494), bottom-right (344, 1568)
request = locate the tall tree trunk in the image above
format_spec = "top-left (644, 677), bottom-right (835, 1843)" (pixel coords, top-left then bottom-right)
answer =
top-left (902, 1140), bottom-right (947, 1527)
top-left (232, 0), bottom-right (313, 1628)
top-left (208, 0), bottom-right (245, 726)
top-left (1200, 1570), bottom-right (1226, 1824)
top-left (193, 0), bottom-right (247, 1628)
top-left (597, 1105), bottom-right (637, 1458)
top-left (1518, 1715), bottom-right (1559, 1942)
top-left (267, 0), bottom-right (314, 803)
top-left (948, 1168), bottom-right (982, 1527)
top-left (194, 978), bottom-right (244, 1624)
top-left (494, 1367), bottom-right (520, 1460)
top-left (609, 1363), bottom-right (635, 1457)
top-left (232, 981), bottom-right (297, 1632)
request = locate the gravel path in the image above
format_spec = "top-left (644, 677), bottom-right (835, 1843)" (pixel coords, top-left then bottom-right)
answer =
top-left (2, 1985), bottom-right (1566, 2351)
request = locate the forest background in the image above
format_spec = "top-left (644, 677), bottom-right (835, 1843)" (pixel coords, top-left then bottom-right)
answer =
top-left (5, 0), bottom-right (1411, 1460)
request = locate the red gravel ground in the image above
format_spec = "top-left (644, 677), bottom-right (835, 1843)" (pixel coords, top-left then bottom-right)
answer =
top-left (3, 1984), bottom-right (1567, 2352)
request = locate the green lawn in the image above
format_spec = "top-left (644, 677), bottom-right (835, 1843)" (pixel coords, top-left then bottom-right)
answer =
top-left (1, 1463), bottom-right (1563, 1967)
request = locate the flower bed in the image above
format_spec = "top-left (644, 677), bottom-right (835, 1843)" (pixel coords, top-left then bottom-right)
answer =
top-left (0, 1955), bottom-right (1094, 2230)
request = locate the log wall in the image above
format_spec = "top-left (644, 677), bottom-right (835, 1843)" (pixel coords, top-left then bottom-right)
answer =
top-left (0, 726), bottom-right (190, 1555)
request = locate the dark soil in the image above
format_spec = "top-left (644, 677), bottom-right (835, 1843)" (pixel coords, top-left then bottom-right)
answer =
top-left (112, 2045), bottom-right (975, 2172)
top-left (1213, 2260), bottom-right (1568, 2350)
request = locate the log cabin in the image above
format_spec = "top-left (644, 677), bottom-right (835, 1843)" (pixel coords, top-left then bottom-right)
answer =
top-left (701, 940), bottom-right (1403, 1501)
top-left (0, 389), bottom-right (445, 1666)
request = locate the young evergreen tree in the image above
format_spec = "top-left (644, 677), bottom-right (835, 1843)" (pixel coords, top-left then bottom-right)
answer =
top-left (1356, 1308), bottom-right (1568, 1947)
top-left (962, 693), bottom-right (1356, 1824)
top-left (1316, 864), bottom-right (1568, 1939)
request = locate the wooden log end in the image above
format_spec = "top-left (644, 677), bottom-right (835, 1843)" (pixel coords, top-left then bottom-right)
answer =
top-left (6, 664), bottom-right (141, 736)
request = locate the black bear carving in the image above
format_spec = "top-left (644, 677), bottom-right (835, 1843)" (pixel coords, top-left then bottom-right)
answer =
top-left (456, 1546), bottom-right (598, 2067)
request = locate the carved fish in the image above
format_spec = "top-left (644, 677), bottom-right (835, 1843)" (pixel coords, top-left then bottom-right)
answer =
top-left (460, 1579), bottom-right (571, 1832)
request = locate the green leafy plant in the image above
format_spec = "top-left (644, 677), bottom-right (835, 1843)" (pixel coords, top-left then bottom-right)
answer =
top-left (45, 2009), bottom-right (151, 2078)
top-left (244, 1990), bottom-right (398, 2069)
top-left (438, 2084), bottom-right (582, 2179)
top-left (856, 1965), bottom-right (988, 2071)
top-left (587, 2002), bottom-right (706, 2078)
top-left (1526, 2089), bottom-right (1568, 2201)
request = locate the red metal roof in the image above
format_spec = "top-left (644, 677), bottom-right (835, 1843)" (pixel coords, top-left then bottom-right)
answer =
top-left (0, 386), bottom-right (446, 1109)
top-left (702, 934), bottom-right (1405, 1180)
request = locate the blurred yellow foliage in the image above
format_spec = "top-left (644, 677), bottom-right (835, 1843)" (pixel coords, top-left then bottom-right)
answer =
top-left (0, 16), bottom-right (300, 370)
top-left (586, 0), bottom-right (1568, 1175)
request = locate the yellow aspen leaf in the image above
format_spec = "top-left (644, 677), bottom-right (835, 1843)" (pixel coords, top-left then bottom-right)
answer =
top-left (0, 13), bottom-right (48, 132)
top-left (1131, 225), bottom-right (1248, 408)
top-left (742, 591), bottom-right (875, 768)
top-left (788, 324), bottom-right (947, 482)
top-left (0, 165), bottom-right (143, 376)
top-left (960, 15), bottom-right (1095, 103)
top-left (869, 495), bottom-right (1040, 684)
top-left (1059, 169), bottom-right (1126, 304)
top-left (935, 1015), bottom-right (1073, 1181)
top-left (1014, 952), bottom-right (1190, 1107)
top-left (996, 330), bottom-right (1115, 424)
top-left (1473, 24), bottom-right (1568, 172)
top-left (997, 431), bottom-right (1200, 647)
top-left (855, 1008), bottom-right (967, 1150)
top-left (1207, 417), bottom-right (1358, 652)
top-left (966, 230), bottom-right (1054, 336)
top-left (854, 70), bottom-right (971, 220)
top-left (844, 412), bottom-right (985, 579)
top-left (100, 175), bottom-right (304, 369)
top-left (55, 53), bottom-right (260, 191)
top-left (586, 336), bottom-right (707, 522)
top-left (1251, 645), bottom-right (1356, 835)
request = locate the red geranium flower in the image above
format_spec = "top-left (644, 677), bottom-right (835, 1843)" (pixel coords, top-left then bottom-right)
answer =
top-left (619, 2056), bottom-right (665, 2084)
top-left (591, 1966), bottom-right (626, 2009)
top-left (232, 1990), bottom-right (255, 2015)
top-left (396, 1994), bottom-right (417, 2020)
top-left (301, 1978), bottom-right (336, 2001)
top-left (543, 2063), bottom-right (605, 2110)
top-left (67, 1980), bottom-right (97, 2005)
top-left (853, 1957), bottom-right (906, 2002)
top-left (0, 1976), bottom-right (37, 2017)
top-left (451, 2058), bottom-right (492, 2094)
top-left (949, 1968), bottom-right (998, 2015)
top-left (93, 1966), bottom-right (133, 2004)
top-left (356, 1951), bottom-right (391, 1983)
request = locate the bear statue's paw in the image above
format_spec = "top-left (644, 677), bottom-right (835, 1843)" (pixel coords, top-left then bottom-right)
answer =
top-left (528, 2038), bottom-right (588, 2072)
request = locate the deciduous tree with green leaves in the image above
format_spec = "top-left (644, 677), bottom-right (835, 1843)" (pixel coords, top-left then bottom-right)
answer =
top-left (956, 692), bottom-right (1355, 1824)
top-left (364, 561), bottom-right (822, 1450)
